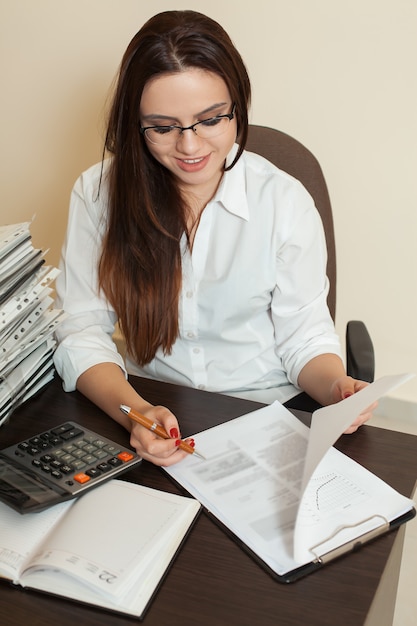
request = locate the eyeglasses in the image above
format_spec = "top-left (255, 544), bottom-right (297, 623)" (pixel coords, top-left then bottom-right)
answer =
top-left (140, 105), bottom-right (236, 145)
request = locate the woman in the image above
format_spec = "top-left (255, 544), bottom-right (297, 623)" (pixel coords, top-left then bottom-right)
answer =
top-left (54, 10), bottom-right (373, 466)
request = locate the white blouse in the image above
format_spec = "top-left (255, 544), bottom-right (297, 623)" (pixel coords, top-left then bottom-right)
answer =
top-left (54, 146), bottom-right (342, 404)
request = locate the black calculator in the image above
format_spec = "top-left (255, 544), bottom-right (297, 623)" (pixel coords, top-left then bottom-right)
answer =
top-left (0, 422), bottom-right (141, 513)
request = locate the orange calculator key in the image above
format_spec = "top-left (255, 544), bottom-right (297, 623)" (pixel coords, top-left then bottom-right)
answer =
top-left (74, 472), bottom-right (91, 484)
top-left (117, 451), bottom-right (135, 462)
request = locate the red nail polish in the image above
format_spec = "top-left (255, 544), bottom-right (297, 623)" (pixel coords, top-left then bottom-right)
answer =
top-left (175, 439), bottom-right (181, 447)
top-left (189, 440), bottom-right (195, 448)
top-left (343, 392), bottom-right (353, 399)
top-left (170, 428), bottom-right (179, 439)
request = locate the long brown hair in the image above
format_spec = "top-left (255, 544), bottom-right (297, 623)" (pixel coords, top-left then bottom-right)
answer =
top-left (99, 10), bottom-right (251, 365)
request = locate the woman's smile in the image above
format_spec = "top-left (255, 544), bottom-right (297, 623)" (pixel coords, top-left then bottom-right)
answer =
top-left (175, 154), bottom-right (211, 172)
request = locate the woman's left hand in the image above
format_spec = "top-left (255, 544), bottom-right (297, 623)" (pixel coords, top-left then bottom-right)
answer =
top-left (331, 376), bottom-right (378, 434)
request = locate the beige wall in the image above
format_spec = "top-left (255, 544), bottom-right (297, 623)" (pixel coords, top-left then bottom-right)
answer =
top-left (1, 0), bottom-right (416, 402)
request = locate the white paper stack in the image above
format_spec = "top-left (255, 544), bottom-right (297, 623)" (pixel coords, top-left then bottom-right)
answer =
top-left (0, 222), bottom-right (65, 426)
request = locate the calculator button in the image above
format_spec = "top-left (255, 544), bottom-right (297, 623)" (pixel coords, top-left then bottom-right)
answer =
top-left (29, 437), bottom-right (43, 446)
top-left (72, 449), bottom-right (86, 459)
top-left (85, 468), bottom-right (102, 478)
top-left (51, 470), bottom-right (62, 479)
top-left (18, 442), bottom-right (30, 452)
top-left (72, 460), bottom-right (87, 470)
top-left (82, 454), bottom-right (96, 465)
top-left (97, 462), bottom-right (112, 472)
top-left (92, 439), bottom-right (106, 448)
top-left (40, 454), bottom-right (55, 464)
top-left (40, 432), bottom-right (55, 440)
top-left (60, 464), bottom-right (74, 474)
top-left (61, 454), bottom-right (76, 464)
top-left (38, 442), bottom-right (52, 451)
top-left (93, 449), bottom-right (108, 460)
top-left (53, 449), bottom-right (66, 458)
top-left (61, 428), bottom-right (83, 441)
top-left (108, 457), bottom-right (123, 467)
top-left (60, 428), bottom-right (84, 441)
top-left (74, 472), bottom-right (91, 484)
top-left (51, 424), bottom-right (75, 436)
top-left (117, 451), bottom-right (135, 462)
top-left (104, 444), bottom-right (121, 455)
top-left (82, 434), bottom-right (97, 444)
top-left (27, 446), bottom-right (40, 456)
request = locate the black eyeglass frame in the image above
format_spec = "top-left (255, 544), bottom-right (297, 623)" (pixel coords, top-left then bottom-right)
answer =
top-left (139, 104), bottom-right (236, 141)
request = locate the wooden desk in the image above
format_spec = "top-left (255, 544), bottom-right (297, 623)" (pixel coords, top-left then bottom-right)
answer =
top-left (1, 376), bottom-right (416, 626)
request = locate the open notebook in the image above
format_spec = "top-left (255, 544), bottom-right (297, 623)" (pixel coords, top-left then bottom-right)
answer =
top-left (0, 480), bottom-right (201, 618)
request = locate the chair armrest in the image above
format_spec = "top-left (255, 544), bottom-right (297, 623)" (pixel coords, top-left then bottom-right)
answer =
top-left (346, 320), bottom-right (375, 382)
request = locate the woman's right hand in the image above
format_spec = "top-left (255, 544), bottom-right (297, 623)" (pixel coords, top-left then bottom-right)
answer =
top-left (128, 404), bottom-right (194, 466)
top-left (76, 364), bottom-right (193, 467)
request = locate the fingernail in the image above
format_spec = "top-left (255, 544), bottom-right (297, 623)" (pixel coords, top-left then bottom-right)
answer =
top-left (189, 439), bottom-right (195, 448)
top-left (170, 428), bottom-right (179, 439)
top-left (343, 392), bottom-right (353, 399)
top-left (175, 439), bottom-right (181, 447)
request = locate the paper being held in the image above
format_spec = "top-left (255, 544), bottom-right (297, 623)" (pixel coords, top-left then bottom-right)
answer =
top-left (292, 373), bottom-right (415, 564)
top-left (301, 373), bottom-right (415, 494)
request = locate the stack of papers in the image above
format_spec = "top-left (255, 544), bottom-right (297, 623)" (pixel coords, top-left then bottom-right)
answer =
top-left (0, 222), bottom-right (65, 426)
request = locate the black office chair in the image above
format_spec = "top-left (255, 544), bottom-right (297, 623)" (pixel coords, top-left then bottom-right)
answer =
top-left (246, 125), bottom-right (374, 411)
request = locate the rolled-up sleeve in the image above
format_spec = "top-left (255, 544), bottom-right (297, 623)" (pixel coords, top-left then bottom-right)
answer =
top-left (54, 163), bottom-right (126, 391)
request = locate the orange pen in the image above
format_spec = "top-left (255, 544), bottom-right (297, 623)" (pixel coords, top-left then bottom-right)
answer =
top-left (119, 404), bottom-right (205, 459)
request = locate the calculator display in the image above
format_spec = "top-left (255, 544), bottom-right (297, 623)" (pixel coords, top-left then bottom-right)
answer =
top-left (0, 457), bottom-right (66, 510)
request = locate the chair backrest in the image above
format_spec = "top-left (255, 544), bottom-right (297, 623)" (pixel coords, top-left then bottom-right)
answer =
top-left (246, 124), bottom-right (337, 320)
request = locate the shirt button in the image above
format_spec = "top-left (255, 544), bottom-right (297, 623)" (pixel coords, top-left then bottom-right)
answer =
top-left (193, 347), bottom-right (200, 354)
top-left (198, 384), bottom-right (206, 390)
top-left (186, 291), bottom-right (193, 299)
top-left (187, 332), bottom-right (195, 339)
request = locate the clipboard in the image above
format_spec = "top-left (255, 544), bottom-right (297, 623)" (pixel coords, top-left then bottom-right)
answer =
top-left (167, 467), bottom-right (415, 583)
top-left (164, 379), bottom-right (416, 583)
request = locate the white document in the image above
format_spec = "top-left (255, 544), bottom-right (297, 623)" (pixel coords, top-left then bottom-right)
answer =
top-left (165, 374), bottom-right (415, 576)
top-left (0, 223), bottom-right (31, 261)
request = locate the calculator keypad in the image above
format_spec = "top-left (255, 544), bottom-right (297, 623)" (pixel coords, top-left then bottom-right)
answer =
top-left (2, 422), bottom-right (141, 497)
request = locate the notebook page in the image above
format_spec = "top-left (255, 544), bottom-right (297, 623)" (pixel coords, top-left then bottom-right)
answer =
top-left (0, 499), bottom-right (73, 581)
top-left (24, 480), bottom-right (200, 599)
